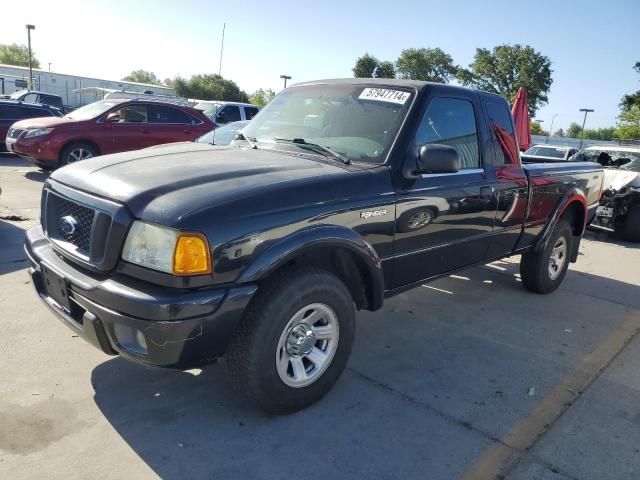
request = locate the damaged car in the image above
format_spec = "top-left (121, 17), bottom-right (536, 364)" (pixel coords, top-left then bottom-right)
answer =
top-left (573, 145), bottom-right (640, 241)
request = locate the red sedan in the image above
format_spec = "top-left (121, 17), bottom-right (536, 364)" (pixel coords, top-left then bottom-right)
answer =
top-left (5, 99), bottom-right (214, 168)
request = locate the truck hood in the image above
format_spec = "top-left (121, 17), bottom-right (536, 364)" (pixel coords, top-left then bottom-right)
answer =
top-left (50, 142), bottom-right (351, 224)
top-left (11, 116), bottom-right (74, 129)
top-left (602, 169), bottom-right (640, 191)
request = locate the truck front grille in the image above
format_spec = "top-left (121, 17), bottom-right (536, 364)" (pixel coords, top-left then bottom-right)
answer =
top-left (54, 196), bottom-right (95, 253)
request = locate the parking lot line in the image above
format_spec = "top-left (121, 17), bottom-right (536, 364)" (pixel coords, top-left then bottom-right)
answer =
top-left (462, 310), bottom-right (640, 480)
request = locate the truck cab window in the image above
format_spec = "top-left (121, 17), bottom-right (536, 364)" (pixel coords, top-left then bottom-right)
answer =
top-left (486, 101), bottom-right (518, 165)
top-left (416, 97), bottom-right (480, 169)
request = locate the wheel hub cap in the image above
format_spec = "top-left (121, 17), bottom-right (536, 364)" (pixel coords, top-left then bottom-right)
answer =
top-left (286, 324), bottom-right (316, 356)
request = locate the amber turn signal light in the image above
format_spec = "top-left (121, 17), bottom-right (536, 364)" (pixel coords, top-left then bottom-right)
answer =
top-left (173, 233), bottom-right (212, 275)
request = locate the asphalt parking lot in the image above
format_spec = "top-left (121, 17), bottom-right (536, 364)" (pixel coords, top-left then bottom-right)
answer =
top-left (1, 152), bottom-right (639, 480)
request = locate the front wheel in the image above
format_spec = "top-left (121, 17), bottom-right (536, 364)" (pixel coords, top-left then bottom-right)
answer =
top-left (520, 219), bottom-right (573, 294)
top-left (59, 143), bottom-right (97, 167)
top-left (225, 266), bottom-right (355, 414)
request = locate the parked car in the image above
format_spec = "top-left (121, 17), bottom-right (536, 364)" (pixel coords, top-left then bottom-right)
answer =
top-left (25, 79), bottom-right (603, 414)
top-left (521, 144), bottom-right (579, 163)
top-left (1, 99), bottom-right (63, 152)
top-left (575, 145), bottom-right (640, 241)
top-left (1, 89), bottom-right (65, 112)
top-left (193, 101), bottom-right (260, 125)
top-left (6, 99), bottom-right (214, 168)
top-left (196, 120), bottom-right (250, 145)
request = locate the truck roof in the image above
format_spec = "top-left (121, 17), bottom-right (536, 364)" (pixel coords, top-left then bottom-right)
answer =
top-left (292, 78), bottom-right (508, 102)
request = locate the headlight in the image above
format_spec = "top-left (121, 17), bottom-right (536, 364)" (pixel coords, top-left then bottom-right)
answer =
top-left (24, 127), bottom-right (54, 138)
top-left (121, 221), bottom-right (211, 275)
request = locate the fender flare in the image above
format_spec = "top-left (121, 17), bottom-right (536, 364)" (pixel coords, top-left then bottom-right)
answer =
top-left (534, 189), bottom-right (587, 255)
top-left (236, 225), bottom-right (385, 310)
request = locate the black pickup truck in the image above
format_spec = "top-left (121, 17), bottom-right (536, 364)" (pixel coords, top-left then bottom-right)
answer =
top-left (25, 79), bottom-right (604, 414)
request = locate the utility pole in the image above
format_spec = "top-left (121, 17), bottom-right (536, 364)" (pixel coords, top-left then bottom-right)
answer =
top-left (579, 108), bottom-right (594, 149)
top-left (280, 74), bottom-right (291, 89)
top-left (218, 23), bottom-right (226, 76)
top-left (26, 24), bottom-right (36, 90)
top-left (546, 114), bottom-right (558, 144)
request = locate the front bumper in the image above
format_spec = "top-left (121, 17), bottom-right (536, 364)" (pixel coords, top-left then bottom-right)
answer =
top-left (9, 136), bottom-right (59, 162)
top-left (25, 225), bottom-right (256, 368)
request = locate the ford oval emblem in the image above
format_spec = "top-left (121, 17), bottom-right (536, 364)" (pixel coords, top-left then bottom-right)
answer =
top-left (58, 216), bottom-right (78, 236)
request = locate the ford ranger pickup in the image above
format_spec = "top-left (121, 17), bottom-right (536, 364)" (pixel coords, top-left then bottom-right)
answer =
top-left (25, 79), bottom-right (604, 414)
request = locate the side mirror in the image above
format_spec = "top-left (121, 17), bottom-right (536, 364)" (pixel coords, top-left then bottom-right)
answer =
top-left (105, 113), bottom-right (121, 123)
top-left (417, 144), bottom-right (460, 174)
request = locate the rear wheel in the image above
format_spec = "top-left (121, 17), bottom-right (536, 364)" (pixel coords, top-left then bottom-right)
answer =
top-left (59, 143), bottom-right (97, 166)
top-left (622, 206), bottom-right (640, 242)
top-left (520, 219), bottom-right (573, 294)
top-left (225, 266), bottom-right (355, 414)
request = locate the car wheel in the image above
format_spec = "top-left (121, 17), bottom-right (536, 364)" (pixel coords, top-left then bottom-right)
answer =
top-left (59, 143), bottom-right (97, 166)
top-left (520, 219), bottom-right (573, 294)
top-left (225, 266), bottom-right (355, 414)
top-left (622, 206), bottom-right (640, 242)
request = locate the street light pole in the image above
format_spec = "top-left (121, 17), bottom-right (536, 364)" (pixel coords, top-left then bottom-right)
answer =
top-left (280, 75), bottom-right (291, 89)
top-left (579, 108), bottom-right (594, 149)
top-left (546, 114), bottom-right (558, 144)
top-left (25, 24), bottom-right (36, 90)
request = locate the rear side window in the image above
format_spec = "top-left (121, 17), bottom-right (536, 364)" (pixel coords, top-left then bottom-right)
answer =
top-left (0, 105), bottom-right (21, 119)
top-left (148, 105), bottom-right (192, 124)
top-left (416, 97), bottom-right (480, 169)
top-left (24, 107), bottom-right (54, 118)
top-left (245, 106), bottom-right (259, 120)
top-left (41, 95), bottom-right (63, 109)
top-left (486, 101), bottom-right (518, 165)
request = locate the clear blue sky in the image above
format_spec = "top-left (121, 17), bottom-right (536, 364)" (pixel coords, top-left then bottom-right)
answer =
top-left (3, 0), bottom-right (638, 129)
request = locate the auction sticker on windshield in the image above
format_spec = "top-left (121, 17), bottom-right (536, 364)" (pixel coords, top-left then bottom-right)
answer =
top-left (359, 88), bottom-right (411, 105)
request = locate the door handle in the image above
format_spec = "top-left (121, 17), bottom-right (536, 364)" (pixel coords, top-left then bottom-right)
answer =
top-left (142, 129), bottom-right (152, 134)
top-left (183, 129), bottom-right (192, 134)
top-left (480, 186), bottom-right (495, 200)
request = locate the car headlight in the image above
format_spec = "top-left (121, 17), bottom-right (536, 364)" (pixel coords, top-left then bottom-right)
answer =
top-left (122, 221), bottom-right (211, 275)
top-left (24, 127), bottom-right (54, 138)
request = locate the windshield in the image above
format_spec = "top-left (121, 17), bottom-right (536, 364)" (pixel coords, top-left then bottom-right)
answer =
top-left (242, 84), bottom-right (414, 163)
top-left (197, 120), bottom-right (250, 145)
top-left (65, 101), bottom-right (119, 120)
top-left (194, 102), bottom-right (223, 117)
top-left (571, 149), bottom-right (640, 171)
top-left (524, 146), bottom-right (566, 158)
top-left (9, 89), bottom-right (28, 99)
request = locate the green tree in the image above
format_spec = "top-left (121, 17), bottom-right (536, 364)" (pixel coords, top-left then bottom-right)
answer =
top-left (457, 44), bottom-right (552, 117)
top-left (530, 122), bottom-right (546, 135)
top-left (395, 48), bottom-right (457, 83)
top-left (582, 127), bottom-right (616, 141)
top-left (620, 62), bottom-right (640, 113)
top-left (375, 60), bottom-right (396, 79)
top-left (567, 122), bottom-right (582, 138)
top-left (553, 128), bottom-right (564, 137)
top-left (0, 43), bottom-right (40, 68)
top-left (353, 53), bottom-right (379, 78)
top-left (122, 69), bottom-right (162, 85)
top-left (249, 88), bottom-right (276, 107)
top-left (174, 74), bottom-right (249, 102)
top-left (615, 105), bottom-right (640, 140)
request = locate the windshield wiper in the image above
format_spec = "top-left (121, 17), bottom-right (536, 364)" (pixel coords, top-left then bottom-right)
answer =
top-left (273, 138), bottom-right (350, 165)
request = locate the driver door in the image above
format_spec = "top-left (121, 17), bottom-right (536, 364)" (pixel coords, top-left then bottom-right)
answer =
top-left (392, 93), bottom-right (496, 288)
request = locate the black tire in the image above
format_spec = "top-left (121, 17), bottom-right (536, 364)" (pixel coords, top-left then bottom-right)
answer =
top-left (520, 219), bottom-right (573, 294)
top-left (59, 142), bottom-right (97, 167)
top-left (622, 206), bottom-right (640, 242)
top-left (225, 266), bottom-right (356, 415)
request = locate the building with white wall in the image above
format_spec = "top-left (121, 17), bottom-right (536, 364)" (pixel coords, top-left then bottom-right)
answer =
top-left (0, 64), bottom-right (175, 108)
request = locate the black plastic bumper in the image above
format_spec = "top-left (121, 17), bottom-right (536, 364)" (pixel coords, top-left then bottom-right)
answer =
top-left (25, 226), bottom-right (256, 368)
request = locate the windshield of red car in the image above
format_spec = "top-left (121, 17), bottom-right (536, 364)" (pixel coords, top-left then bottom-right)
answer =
top-left (65, 101), bottom-right (119, 120)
